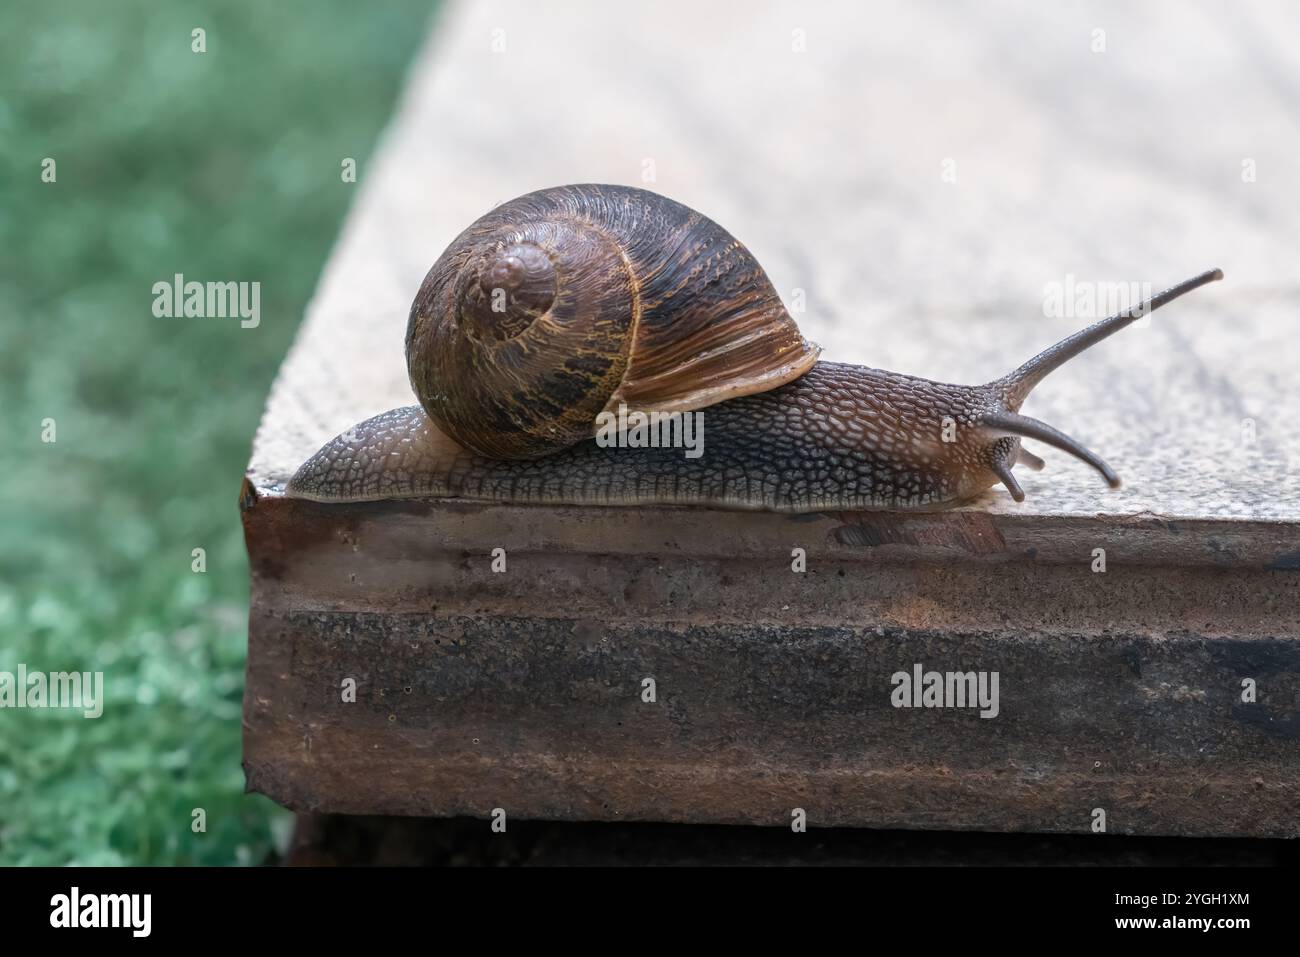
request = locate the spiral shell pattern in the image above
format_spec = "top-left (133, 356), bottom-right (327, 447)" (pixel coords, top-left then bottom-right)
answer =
top-left (406, 184), bottom-right (820, 459)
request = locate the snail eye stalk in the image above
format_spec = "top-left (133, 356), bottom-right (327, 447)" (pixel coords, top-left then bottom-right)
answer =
top-left (998, 268), bottom-right (1223, 408)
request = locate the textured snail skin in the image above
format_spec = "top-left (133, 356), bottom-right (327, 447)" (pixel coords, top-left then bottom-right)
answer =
top-left (289, 362), bottom-right (1028, 511)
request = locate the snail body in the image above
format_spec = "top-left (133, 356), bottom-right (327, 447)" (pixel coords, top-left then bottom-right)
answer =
top-left (288, 184), bottom-right (1222, 512)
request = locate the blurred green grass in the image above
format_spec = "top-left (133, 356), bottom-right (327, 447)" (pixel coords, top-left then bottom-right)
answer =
top-left (0, 0), bottom-right (435, 864)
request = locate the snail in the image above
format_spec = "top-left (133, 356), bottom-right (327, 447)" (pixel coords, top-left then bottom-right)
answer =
top-left (288, 184), bottom-right (1222, 513)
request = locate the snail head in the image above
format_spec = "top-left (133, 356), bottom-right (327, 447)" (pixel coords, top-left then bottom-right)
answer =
top-left (971, 268), bottom-right (1223, 501)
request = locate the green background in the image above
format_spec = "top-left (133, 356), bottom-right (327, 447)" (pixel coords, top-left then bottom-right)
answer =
top-left (0, 0), bottom-right (435, 864)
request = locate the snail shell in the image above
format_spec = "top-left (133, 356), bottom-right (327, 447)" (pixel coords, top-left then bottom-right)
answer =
top-left (406, 184), bottom-right (820, 459)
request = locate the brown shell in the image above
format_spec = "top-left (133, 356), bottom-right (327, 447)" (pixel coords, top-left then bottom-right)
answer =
top-left (406, 184), bottom-right (821, 459)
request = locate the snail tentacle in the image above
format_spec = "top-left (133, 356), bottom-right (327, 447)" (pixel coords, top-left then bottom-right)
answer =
top-left (979, 410), bottom-right (1121, 489)
top-left (991, 459), bottom-right (1026, 502)
top-left (998, 267), bottom-right (1224, 407)
top-left (1016, 448), bottom-right (1046, 471)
